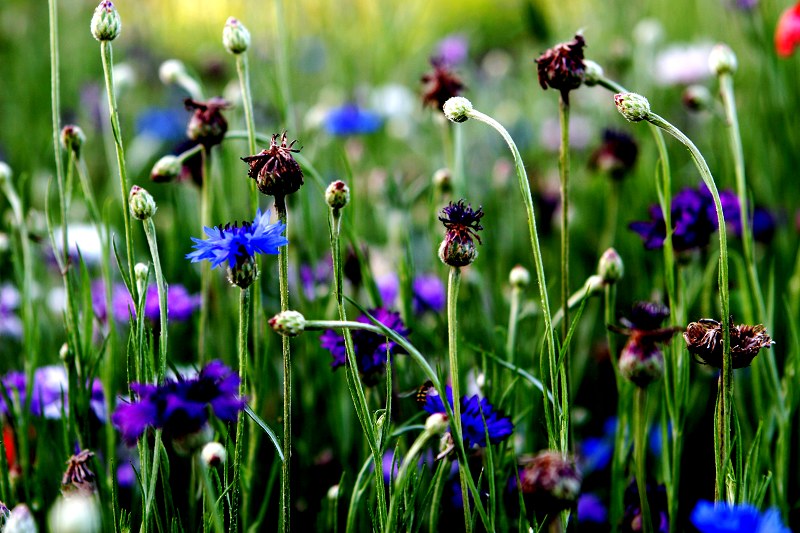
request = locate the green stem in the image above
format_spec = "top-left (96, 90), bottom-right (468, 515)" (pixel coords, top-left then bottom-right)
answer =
top-left (604, 283), bottom-right (627, 531)
top-left (558, 96), bottom-right (570, 347)
top-left (143, 431), bottom-right (164, 532)
top-left (198, 146), bottom-right (211, 363)
top-left (201, 460), bottom-right (225, 533)
top-left (99, 40), bottom-right (135, 296)
top-left (645, 112), bottom-right (731, 501)
top-left (276, 195), bottom-right (292, 533)
top-left (633, 388), bottom-right (653, 533)
top-left (232, 287), bottom-right (250, 533)
top-left (447, 267), bottom-right (472, 533)
top-left (143, 218), bottom-right (168, 379)
top-left (274, 0), bottom-right (296, 132)
top-left (385, 427), bottom-right (437, 533)
top-left (463, 108), bottom-right (558, 451)
top-left (235, 53), bottom-right (259, 213)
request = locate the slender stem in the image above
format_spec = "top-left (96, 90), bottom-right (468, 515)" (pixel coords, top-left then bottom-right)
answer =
top-left (143, 218), bottom-right (168, 379)
top-left (447, 267), bottom-right (472, 533)
top-left (274, 0), bottom-right (296, 132)
top-left (99, 40), bottom-right (135, 294)
top-left (143, 431), bottom-right (164, 532)
top-left (200, 460), bottom-right (225, 533)
top-left (463, 108), bottom-right (559, 451)
top-left (235, 53), bottom-right (259, 213)
top-left (634, 388), bottom-right (653, 533)
top-left (198, 146), bottom-right (211, 363)
top-left (645, 112), bottom-right (731, 501)
top-left (49, 0), bottom-right (66, 267)
top-left (275, 195), bottom-right (292, 533)
top-left (232, 287), bottom-right (250, 533)
top-left (558, 96), bottom-right (570, 347)
top-left (506, 284), bottom-right (522, 365)
top-left (385, 428), bottom-right (437, 533)
top-left (604, 283), bottom-right (627, 531)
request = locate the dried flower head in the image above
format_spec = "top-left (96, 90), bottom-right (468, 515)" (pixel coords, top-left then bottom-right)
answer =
top-left (438, 199), bottom-right (484, 267)
top-left (184, 97), bottom-right (230, 148)
top-left (241, 132), bottom-right (304, 197)
top-left (535, 34), bottom-right (586, 104)
top-left (684, 318), bottom-right (774, 369)
top-left (61, 450), bottom-right (97, 498)
top-left (516, 451), bottom-right (582, 515)
top-left (421, 57), bottom-right (465, 110)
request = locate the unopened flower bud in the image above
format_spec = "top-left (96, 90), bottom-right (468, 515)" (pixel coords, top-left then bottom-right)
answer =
top-left (59, 343), bottom-right (70, 362)
top-left (129, 185), bottom-right (157, 220)
top-left (90, 0), bottom-right (121, 42)
top-left (582, 59), bottom-right (604, 86)
top-left (438, 235), bottom-right (477, 267)
top-left (6, 504), bottom-right (37, 533)
top-left (509, 265), bottom-right (531, 288)
top-left (48, 495), bottom-right (101, 533)
top-left (223, 17), bottom-right (250, 54)
top-left (708, 44), bottom-right (737, 76)
top-left (134, 263), bottom-right (149, 296)
top-left (327, 484), bottom-right (340, 500)
top-left (60, 125), bottom-right (86, 158)
top-left (0, 161), bottom-right (12, 187)
top-left (614, 92), bottom-right (651, 122)
top-left (584, 274), bottom-right (604, 296)
top-left (443, 96), bottom-right (473, 123)
top-left (425, 412), bottom-right (449, 434)
top-left (200, 442), bottom-right (227, 467)
top-left (432, 168), bottom-right (452, 193)
top-left (519, 451), bottom-right (582, 514)
top-left (619, 339), bottom-right (664, 387)
top-left (150, 155), bottom-right (182, 183)
top-left (325, 180), bottom-right (350, 210)
top-left (159, 59), bottom-right (187, 86)
top-left (598, 248), bottom-right (624, 284)
top-left (227, 254), bottom-right (258, 289)
top-left (268, 310), bottom-right (306, 337)
top-left (682, 85), bottom-right (713, 112)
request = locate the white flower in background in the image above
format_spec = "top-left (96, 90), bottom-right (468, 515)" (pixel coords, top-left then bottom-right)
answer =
top-left (48, 495), bottom-right (101, 533)
top-left (55, 224), bottom-right (105, 266)
top-left (539, 115), bottom-right (594, 152)
top-left (654, 43), bottom-right (714, 86)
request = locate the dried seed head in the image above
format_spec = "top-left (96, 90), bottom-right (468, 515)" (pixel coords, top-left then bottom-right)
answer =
top-left (421, 58), bottom-right (465, 110)
top-left (91, 0), bottom-right (121, 41)
top-left (535, 34), bottom-right (586, 104)
top-left (518, 451), bottom-right (582, 514)
top-left (241, 132), bottom-right (305, 197)
top-left (684, 319), bottom-right (774, 369)
top-left (61, 450), bottom-right (97, 499)
top-left (185, 98), bottom-right (230, 148)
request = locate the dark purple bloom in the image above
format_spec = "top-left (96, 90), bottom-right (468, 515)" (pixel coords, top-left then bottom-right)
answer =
top-left (690, 500), bottom-right (790, 533)
top-left (421, 57), bottom-right (465, 110)
top-left (535, 34), bottom-right (586, 105)
top-left (589, 129), bottom-right (639, 180)
top-left (629, 185), bottom-right (741, 252)
top-left (320, 308), bottom-right (408, 383)
top-left (0, 284), bottom-right (22, 339)
top-left (111, 360), bottom-right (245, 445)
top-left (412, 274), bottom-right (445, 313)
top-left (422, 385), bottom-right (513, 448)
top-left (438, 200), bottom-right (485, 267)
top-left (108, 284), bottom-right (201, 323)
top-left (0, 366), bottom-right (106, 422)
top-left (323, 104), bottom-right (382, 136)
top-left (184, 97), bottom-right (229, 148)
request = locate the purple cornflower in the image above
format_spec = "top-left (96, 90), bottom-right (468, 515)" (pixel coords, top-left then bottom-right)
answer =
top-left (0, 284), bottom-right (22, 339)
top-left (629, 184), bottom-right (742, 252)
top-left (690, 500), bottom-right (790, 533)
top-left (613, 302), bottom-right (679, 387)
top-left (112, 360), bottom-right (245, 445)
top-left (320, 308), bottom-right (408, 383)
top-left (187, 209), bottom-right (288, 288)
top-left (438, 199), bottom-right (484, 267)
top-left (323, 104), bottom-right (382, 136)
top-left (298, 257), bottom-right (333, 301)
top-left (578, 494), bottom-right (608, 524)
top-left (421, 385), bottom-right (513, 448)
top-left (377, 273), bottom-right (445, 314)
top-left (109, 284), bottom-right (201, 323)
top-left (435, 34), bottom-right (469, 66)
top-left (0, 366), bottom-right (106, 422)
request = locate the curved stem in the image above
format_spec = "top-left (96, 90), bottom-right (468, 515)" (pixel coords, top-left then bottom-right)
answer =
top-left (99, 40), bottom-right (135, 294)
top-left (231, 287), bottom-right (250, 533)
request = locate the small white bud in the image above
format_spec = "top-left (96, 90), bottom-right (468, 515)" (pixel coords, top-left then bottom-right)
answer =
top-left (200, 442), bottom-right (227, 467)
top-left (442, 97), bottom-right (473, 123)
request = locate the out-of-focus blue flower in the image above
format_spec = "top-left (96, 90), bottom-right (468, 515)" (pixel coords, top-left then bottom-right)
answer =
top-left (186, 209), bottom-right (288, 269)
top-left (107, 284), bottom-right (201, 323)
top-left (297, 257), bottom-right (333, 301)
top-left (578, 493), bottom-right (608, 524)
top-left (0, 284), bottom-right (22, 339)
top-left (377, 273), bottom-right (399, 309)
top-left (629, 184), bottom-right (744, 252)
top-left (423, 385), bottom-right (513, 448)
top-left (412, 274), bottom-right (445, 313)
top-left (690, 500), bottom-right (790, 533)
top-left (623, 483), bottom-right (669, 533)
top-left (136, 108), bottom-right (186, 142)
top-left (579, 417), bottom-right (616, 473)
top-left (731, 0), bottom-right (758, 10)
top-left (435, 34), bottom-right (469, 66)
top-left (112, 360), bottom-right (245, 445)
top-left (0, 366), bottom-right (106, 422)
top-left (320, 308), bottom-right (408, 383)
top-left (323, 104), bottom-right (382, 136)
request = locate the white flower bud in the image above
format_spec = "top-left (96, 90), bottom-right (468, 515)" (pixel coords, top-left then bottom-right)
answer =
top-left (443, 96), bottom-right (473, 123)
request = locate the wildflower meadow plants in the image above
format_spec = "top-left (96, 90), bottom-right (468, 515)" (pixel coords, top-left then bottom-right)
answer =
top-left (2, 0), bottom-right (800, 531)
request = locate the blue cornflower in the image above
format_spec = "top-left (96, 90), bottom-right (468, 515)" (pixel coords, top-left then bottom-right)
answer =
top-left (690, 500), bottom-right (789, 533)
top-left (320, 308), bottom-right (409, 384)
top-left (422, 385), bottom-right (513, 448)
top-left (112, 360), bottom-right (245, 446)
top-left (135, 108), bottom-right (186, 142)
top-left (323, 104), bottom-right (382, 136)
top-left (186, 209), bottom-right (288, 288)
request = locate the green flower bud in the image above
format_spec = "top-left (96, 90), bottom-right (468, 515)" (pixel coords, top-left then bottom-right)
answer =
top-left (129, 185), bottom-right (157, 220)
top-left (60, 125), bottom-right (86, 158)
top-left (223, 17), bottom-right (250, 55)
top-left (509, 265), bottom-right (531, 288)
top-left (438, 235), bottom-right (477, 267)
top-left (150, 155), bottom-right (183, 183)
top-left (425, 412), bottom-right (449, 434)
top-left (708, 43), bottom-right (737, 76)
top-left (582, 59), bottom-right (604, 87)
top-left (200, 442), bottom-right (227, 467)
top-left (614, 92), bottom-right (651, 122)
top-left (325, 180), bottom-right (350, 210)
top-left (597, 247), bottom-right (624, 284)
top-left (227, 254), bottom-right (258, 289)
top-left (134, 263), bottom-right (149, 296)
top-left (90, 0), bottom-right (121, 42)
top-left (0, 161), bottom-right (11, 187)
top-left (442, 96), bottom-right (473, 123)
top-left (268, 310), bottom-right (306, 337)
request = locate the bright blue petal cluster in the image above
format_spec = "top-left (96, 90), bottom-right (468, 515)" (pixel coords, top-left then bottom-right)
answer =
top-left (112, 360), bottom-right (245, 445)
top-left (323, 104), bottom-right (382, 136)
top-left (423, 385), bottom-right (513, 448)
top-left (186, 209), bottom-right (288, 269)
top-left (690, 500), bottom-right (790, 533)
